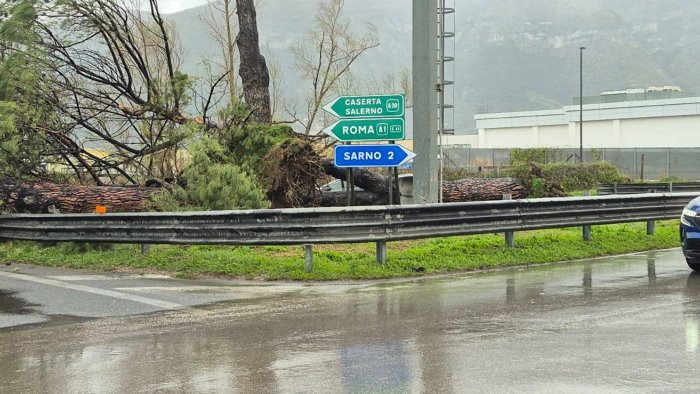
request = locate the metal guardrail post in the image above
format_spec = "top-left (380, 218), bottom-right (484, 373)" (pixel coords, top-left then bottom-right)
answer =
top-left (582, 191), bottom-right (592, 241)
top-left (503, 193), bottom-right (515, 247)
top-left (582, 225), bottom-right (592, 241)
top-left (304, 244), bottom-right (313, 272)
top-left (376, 241), bottom-right (387, 265)
top-left (140, 244), bottom-right (150, 255)
top-left (647, 220), bottom-right (655, 235)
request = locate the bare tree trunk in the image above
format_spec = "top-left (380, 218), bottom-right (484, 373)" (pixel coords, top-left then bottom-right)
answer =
top-left (236, 0), bottom-right (271, 123)
top-left (320, 191), bottom-right (387, 207)
top-left (321, 159), bottom-right (389, 195)
top-left (321, 159), bottom-right (533, 203)
top-left (0, 178), bottom-right (157, 214)
top-left (441, 178), bottom-right (529, 202)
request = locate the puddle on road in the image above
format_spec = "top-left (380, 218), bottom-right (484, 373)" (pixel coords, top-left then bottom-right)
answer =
top-left (0, 290), bottom-right (37, 315)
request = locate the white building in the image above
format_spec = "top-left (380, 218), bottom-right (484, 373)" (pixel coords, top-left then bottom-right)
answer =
top-left (472, 95), bottom-right (700, 149)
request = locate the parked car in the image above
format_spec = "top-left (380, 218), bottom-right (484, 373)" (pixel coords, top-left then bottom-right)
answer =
top-left (320, 174), bottom-right (414, 204)
top-left (320, 179), bottom-right (364, 192)
top-left (681, 196), bottom-right (700, 270)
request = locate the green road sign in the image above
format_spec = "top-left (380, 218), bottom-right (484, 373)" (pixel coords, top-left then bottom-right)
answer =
top-left (322, 94), bottom-right (404, 118)
top-left (322, 118), bottom-right (405, 142)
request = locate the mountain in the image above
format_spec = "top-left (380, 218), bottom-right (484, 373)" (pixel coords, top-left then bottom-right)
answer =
top-left (167, 0), bottom-right (700, 132)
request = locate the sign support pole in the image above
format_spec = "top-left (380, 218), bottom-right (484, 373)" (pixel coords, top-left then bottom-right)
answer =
top-left (388, 140), bottom-right (395, 205)
top-left (413, 0), bottom-right (439, 203)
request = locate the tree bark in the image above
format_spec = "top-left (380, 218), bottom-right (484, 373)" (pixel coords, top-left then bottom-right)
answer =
top-left (0, 178), bottom-right (157, 214)
top-left (321, 159), bottom-right (530, 203)
top-left (320, 191), bottom-right (388, 207)
top-left (441, 178), bottom-right (528, 202)
top-left (321, 159), bottom-right (389, 195)
top-left (236, 0), bottom-right (272, 123)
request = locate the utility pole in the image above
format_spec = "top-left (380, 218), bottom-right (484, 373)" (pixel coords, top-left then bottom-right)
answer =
top-left (579, 46), bottom-right (585, 164)
top-left (412, 0), bottom-right (439, 203)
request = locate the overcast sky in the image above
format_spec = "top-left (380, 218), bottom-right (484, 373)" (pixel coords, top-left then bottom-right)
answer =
top-left (139, 0), bottom-right (209, 14)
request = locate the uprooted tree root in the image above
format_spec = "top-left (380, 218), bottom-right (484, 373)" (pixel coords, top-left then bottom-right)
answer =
top-left (261, 137), bottom-right (326, 208)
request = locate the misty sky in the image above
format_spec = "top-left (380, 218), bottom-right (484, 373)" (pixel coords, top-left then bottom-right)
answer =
top-left (140, 0), bottom-right (209, 14)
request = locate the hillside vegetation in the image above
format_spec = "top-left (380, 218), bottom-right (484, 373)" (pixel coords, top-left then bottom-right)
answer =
top-left (169, 0), bottom-right (700, 131)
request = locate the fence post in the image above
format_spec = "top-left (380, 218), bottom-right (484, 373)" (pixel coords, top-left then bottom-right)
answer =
top-left (582, 191), bottom-right (592, 241)
top-left (376, 241), bottom-right (387, 265)
top-left (140, 244), bottom-right (150, 255)
top-left (304, 244), bottom-right (313, 272)
top-left (503, 193), bottom-right (515, 247)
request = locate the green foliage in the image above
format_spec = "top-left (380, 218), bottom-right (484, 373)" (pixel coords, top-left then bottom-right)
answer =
top-left (659, 176), bottom-right (688, 183)
top-left (544, 161), bottom-right (631, 191)
top-left (216, 121), bottom-right (292, 171)
top-left (64, 242), bottom-right (114, 253)
top-left (181, 136), bottom-right (271, 210)
top-left (0, 0), bottom-right (38, 45)
top-left (506, 161), bottom-right (631, 196)
top-left (0, 98), bottom-right (48, 178)
top-left (161, 119), bottom-right (300, 210)
top-left (511, 148), bottom-right (548, 164)
top-left (147, 186), bottom-right (192, 211)
top-left (0, 1), bottom-right (57, 179)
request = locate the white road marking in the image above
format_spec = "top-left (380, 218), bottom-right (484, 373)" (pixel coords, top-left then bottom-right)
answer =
top-left (115, 286), bottom-right (241, 293)
top-left (47, 274), bottom-right (171, 281)
top-left (115, 286), bottom-right (300, 293)
top-left (0, 271), bottom-right (186, 310)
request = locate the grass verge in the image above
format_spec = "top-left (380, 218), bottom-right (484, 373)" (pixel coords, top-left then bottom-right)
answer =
top-left (0, 220), bottom-right (681, 281)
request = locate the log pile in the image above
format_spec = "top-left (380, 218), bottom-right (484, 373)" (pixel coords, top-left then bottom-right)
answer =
top-left (442, 177), bottom-right (528, 202)
top-left (0, 178), bottom-right (157, 214)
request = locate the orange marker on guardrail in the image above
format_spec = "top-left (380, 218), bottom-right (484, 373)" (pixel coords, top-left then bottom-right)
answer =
top-left (95, 205), bottom-right (107, 214)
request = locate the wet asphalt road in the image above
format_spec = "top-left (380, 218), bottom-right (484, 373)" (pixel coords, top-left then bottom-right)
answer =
top-left (1, 249), bottom-right (700, 393)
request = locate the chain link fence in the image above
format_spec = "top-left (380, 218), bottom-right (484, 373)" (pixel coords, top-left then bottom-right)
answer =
top-left (442, 147), bottom-right (700, 181)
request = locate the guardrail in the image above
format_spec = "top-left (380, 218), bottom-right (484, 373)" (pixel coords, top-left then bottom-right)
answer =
top-left (597, 182), bottom-right (700, 195)
top-left (0, 193), bottom-right (695, 270)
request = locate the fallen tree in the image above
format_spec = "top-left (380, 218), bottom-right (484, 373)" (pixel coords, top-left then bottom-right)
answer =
top-left (0, 162), bottom-right (540, 213)
top-left (321, 159), bottom-right (532, 203)
top-left (0, 178), bottom-right (158, 214)
top-left (441, 177), bottom-right (528, 202)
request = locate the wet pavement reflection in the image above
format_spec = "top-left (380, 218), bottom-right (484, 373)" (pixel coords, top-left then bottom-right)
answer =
top-left (2, 249), bottom-right (700, 392)
top-left (0, 290), bottom-right (36, 315)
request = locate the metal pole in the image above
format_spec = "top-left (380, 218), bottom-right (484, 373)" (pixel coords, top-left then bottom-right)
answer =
top-left (583, 224), bottom-right (592, 241)
top-left (376, 241), bottom-right (387, 265)
top-left (503, 193), bottom-right (514, 247)
top-left (582, 190), bottom-right (592, 241)
top-left (413, 0), bottom-right (439, 203)
top-left (438, 0), bottom-right (446, 203)
top-left (579, 46), bottom-right (585, 164)
top-left (304, 244), bottom-right (313, 272)
top-left (393, 167), bottom-right (400, 204)
top-left (388, 140), bottom-right (395, 205)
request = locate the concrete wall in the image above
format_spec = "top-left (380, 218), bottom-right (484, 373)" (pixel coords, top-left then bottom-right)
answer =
top-left (474, 97), bottom-right (700, 149)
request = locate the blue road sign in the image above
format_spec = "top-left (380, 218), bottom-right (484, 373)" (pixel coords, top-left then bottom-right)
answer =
top-left (334, 144), bottom-right (416, 168)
